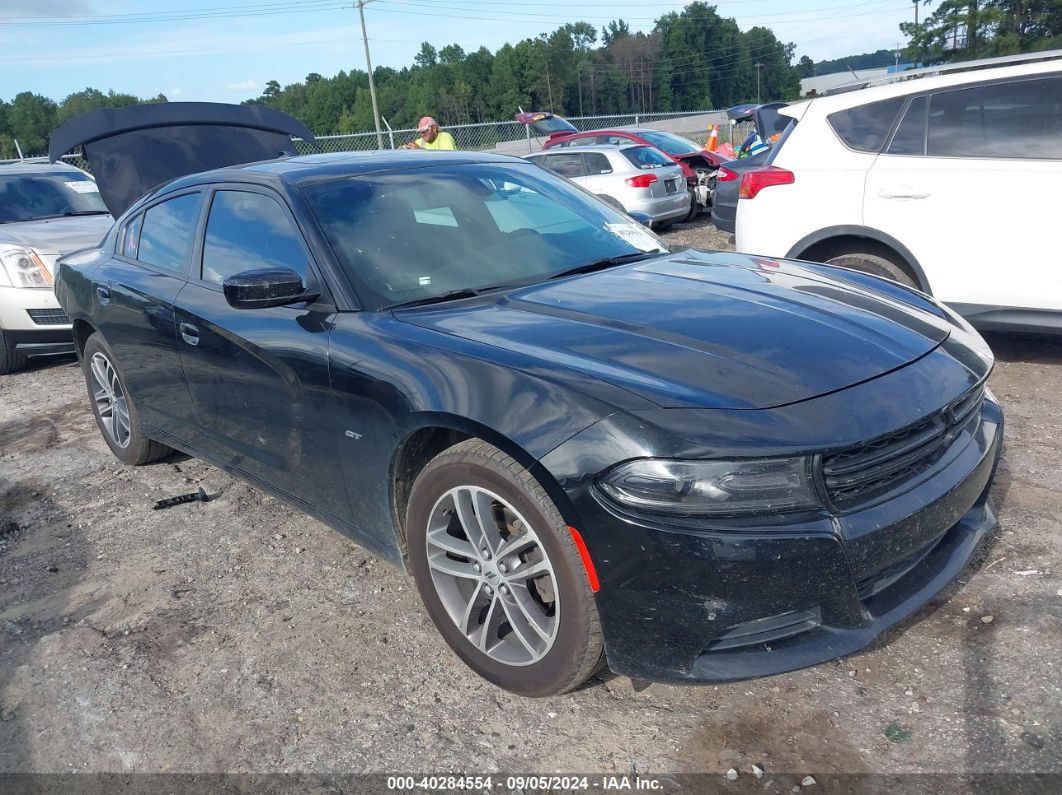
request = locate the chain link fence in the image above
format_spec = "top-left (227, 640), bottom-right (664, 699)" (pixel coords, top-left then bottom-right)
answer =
top-left (309, 109), bottom-right (745, 157)
top-left (32, 109), bottom-right (755, 174)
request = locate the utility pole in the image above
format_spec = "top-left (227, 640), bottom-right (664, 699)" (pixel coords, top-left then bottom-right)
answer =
top-left (754, 62), bottom-right (764, 104)
top-left (913, 0), bottom-right (921, 66)
top-left (356, 0), bottom-right (384, 149)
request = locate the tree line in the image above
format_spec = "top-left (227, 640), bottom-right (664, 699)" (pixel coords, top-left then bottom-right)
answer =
top-left (246, 4), bottom-right (802, 134)
top-left (1, 88), bottom-right (168, 160)
top-left (903, 0), bottom-right (1061, 64)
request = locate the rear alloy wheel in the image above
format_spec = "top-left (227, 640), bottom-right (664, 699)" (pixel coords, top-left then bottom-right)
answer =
top-left (82, 332), bottom-right (173, 465)
top-left (0, 331), bottom-right (27, 375)
top-left (406, 439), bottom-right (604, 696)
top-left (825, 251), bottom-right (917, 289)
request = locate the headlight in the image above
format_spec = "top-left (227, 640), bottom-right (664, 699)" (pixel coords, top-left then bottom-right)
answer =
top-left (597, 457), bottom-right (819, 517)
top-left (0, 246), bottom-right (52, 288)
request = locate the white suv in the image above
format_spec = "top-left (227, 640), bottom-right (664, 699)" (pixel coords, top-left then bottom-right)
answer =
top-left (1, 161), bottom-right (112, 373)
top-left (735, 52), bottom-right (1062, 334)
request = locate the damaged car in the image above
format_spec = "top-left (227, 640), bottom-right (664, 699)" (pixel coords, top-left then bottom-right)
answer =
top-left (53, 103), bottom-right (1002, 696)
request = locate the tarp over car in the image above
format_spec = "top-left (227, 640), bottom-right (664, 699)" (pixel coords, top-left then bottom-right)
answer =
top-left (49, 102), bottom-right (318, 217)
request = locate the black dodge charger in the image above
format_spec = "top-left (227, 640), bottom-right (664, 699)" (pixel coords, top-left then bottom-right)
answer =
top-left (51, 104), bottom-right (1002, 696)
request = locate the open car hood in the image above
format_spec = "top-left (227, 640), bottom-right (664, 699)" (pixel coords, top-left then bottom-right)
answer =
top-left (49, 102), bottom-right (318, 217)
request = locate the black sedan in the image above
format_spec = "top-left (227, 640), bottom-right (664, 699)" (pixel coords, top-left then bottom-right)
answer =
top-left (52, 104), bottom-right (1002, 696)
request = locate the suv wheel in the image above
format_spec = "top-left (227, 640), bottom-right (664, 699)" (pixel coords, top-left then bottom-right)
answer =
top-left (81, 332), bottom-right (173, 465)
top-left (0, 331), bottom-right (27, 375)
top-left (406, 439), bottom-right (604, 696)
top-left (824, 250), bottom-right (917, 289)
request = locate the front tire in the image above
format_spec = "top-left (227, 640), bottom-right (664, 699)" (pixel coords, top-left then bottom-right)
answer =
top-left (0, 331), bottom-right (27, 375)
top-left (406, 439), bottom-right (604, 697)
top-left (81, 332), bottom-right (172, 465)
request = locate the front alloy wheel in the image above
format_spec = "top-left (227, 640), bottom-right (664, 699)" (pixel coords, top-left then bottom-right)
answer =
top-left (407, 439), bottom-right (604, 696)
top-left (425, 485), bottom-right (560, 666)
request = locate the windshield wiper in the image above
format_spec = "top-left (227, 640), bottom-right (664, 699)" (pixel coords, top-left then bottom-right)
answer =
top-left (388, 289), bottom-right (482, 310)
top-left (25, 210), bottom-right (110, 222)
top-left (549, 250), bottom-right (666, 281)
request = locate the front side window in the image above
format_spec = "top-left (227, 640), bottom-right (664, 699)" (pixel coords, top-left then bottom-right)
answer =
top-left (201, 191), bottom-right (308, 285)
top-left (927, 76), bottom-right (1062, 159)
top-left (828, 97), bottom-right (905, 153)
top-left (137, 193), bottom-right (201, 273)
top-left (301, 163), bottom-right (667, 310)
top-left (0, 171), bottom-right (108, 224)
top-left (541, 153), bottom-right (588, 178)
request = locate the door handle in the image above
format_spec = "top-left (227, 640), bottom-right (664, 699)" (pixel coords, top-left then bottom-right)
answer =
top-left (95, 286), bottom-right (110, 304)
top-left (878, 186), bottom-right (930, 200)
top-left (179, 322), bottom-right (200, 346)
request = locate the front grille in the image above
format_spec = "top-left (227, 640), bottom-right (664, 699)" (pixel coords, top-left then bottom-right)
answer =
top-left (704, 607), bottom-right (821, 652)
top-left (822, 386), bottom-right (985, 509)
top-left (26, 308), bottom-right (70, 325)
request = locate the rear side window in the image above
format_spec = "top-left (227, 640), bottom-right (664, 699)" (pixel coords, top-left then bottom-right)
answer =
top-left (137, 193), bottom-right (201, 273)
top-left (888, 96), bottom-right (928, 156)
top-left (622, 146), bottom-right (672, 169)
top-left (927, 76), bottom-right (1062, 159)
top-left (583, 152), bottom-right (613, 174)
top-left (120, 213), bottom-right (143, 259)
top-left (828, 97), bottom-right (905, 152)
top-left (201, 191), bottom-right (308, 285)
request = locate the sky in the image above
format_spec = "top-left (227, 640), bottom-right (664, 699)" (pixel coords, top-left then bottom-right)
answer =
top-left (1, 0), bottom-right (921, 105)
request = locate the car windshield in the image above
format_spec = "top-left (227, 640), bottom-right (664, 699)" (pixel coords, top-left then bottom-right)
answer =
top-left (637, 131), bottom-right (700, 156)
top-left (0, 171), bottom-right (108, 223)
top-left (301, 162), bottom-right (669, 310)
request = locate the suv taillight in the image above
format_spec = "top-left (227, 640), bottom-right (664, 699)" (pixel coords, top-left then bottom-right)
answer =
top-left (716, 166), bottom-right (738, 182)
top-left (738, 166), bottom-right (794, 199)
top-left (625, 174), bottom-right (658, 188)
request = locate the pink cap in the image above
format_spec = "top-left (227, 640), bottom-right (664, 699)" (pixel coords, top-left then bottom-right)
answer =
top-left (417, 116), bottom-right (438, 132)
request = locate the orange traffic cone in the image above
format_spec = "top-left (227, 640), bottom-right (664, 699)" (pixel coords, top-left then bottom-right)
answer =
top-left (707, 124), bottom-right (718, 152)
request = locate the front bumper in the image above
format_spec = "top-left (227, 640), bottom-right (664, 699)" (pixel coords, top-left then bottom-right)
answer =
top-left (565, 394), bottom-right (1003, 683)
top-left (0, 285), bottom-right (74, 352)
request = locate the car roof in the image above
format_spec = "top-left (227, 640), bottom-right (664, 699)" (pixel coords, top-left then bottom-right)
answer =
top-left (144, 150), bottom-right (534, 201)
top-left (790, 56), bottom-right (1062, 117)
top-left (530, 143), bottom-right (647, 154)
top-left (0, 160), bottom-right (88, 176)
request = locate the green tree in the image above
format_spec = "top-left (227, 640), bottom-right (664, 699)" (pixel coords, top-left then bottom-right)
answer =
top-left (7, 92), bottom-right (58, 155)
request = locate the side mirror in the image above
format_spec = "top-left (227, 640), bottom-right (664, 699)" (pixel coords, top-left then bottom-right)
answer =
top-left (222, 268), bottom-right (318, 310)
top-left (627, 210), bottom-right (652, 228)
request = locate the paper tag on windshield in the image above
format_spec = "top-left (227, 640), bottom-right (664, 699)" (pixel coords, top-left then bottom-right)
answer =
top-left (65, 181), bottom-right (99, 194)
top-left (604, 223), bottom-right (665, 253)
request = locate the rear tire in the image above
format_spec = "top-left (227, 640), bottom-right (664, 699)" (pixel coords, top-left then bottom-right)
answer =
top-left (0, 331), bottom-right (27, 375)
top-left (824, 250), bottom-right (917, 289)
top-left (81, 332), bottom-right (173, 465)
top-left (406, 439), bottom-right (604, 697)
top-left (683, 190), bottom-right (699, 222)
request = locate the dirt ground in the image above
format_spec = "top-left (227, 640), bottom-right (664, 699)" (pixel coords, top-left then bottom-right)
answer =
top-left (1, 216), bottom-right (1059, 783)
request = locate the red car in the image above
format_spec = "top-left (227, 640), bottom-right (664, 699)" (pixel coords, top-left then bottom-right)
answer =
top-left (516, 111), bottom-right (725, 217)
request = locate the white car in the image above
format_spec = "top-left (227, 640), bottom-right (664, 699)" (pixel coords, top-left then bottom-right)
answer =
top-left (735, 52), bottom-right (1062, 334)
top-left (525, 144), bottom-right (691, 229)
top-left (1, 161), bottom-right (112, 373)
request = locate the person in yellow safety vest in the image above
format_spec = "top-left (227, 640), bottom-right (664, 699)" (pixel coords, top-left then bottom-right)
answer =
top-left (403, 116), bottom-right (457, 150)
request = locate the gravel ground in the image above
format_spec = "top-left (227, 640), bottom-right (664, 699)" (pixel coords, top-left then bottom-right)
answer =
top-left (1, 216), bottom-right (1059, 781)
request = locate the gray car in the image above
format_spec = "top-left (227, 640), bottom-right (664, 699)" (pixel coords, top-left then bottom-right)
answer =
top-left (526, 145), bottom-right (690, 229)
top-left (0, 161), bottom-right (112, 373)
